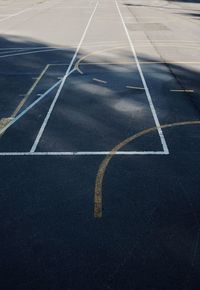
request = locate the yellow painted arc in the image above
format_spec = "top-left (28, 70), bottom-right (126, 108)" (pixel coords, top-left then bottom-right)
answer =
top-left (94, 120), bottom-right (200, 218)
top-left (75, 44), bottom-right (200, 75)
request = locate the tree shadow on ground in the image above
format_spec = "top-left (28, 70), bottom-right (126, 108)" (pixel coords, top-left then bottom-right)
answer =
top-left (0, 34), bottom-right (200, 290)
top-left (124, 1), bottom-right (200, 11)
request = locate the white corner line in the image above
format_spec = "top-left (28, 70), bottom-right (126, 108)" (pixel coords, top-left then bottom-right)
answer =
top-left (30, 1), bottom-right (99, 153)
top-left (115, 0), bottom-right (169, 155)
top-left (0, 151), bottom-right (168, 156)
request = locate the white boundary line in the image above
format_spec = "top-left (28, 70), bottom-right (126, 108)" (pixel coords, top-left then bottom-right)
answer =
top-left (30, 1), bottom-right (99, 153)
top-left (115, 0), bottom-right (169, 154)
top-left (0, 47), bottom-right (59, 50)
top-left (0, 48), bottom-right (60, 59)
top-left (0, 0), bottom-right (65, 23)
top-left (52, 6), bottom-right (93, 9)
top-left (0, 151), bottom-right (168, 156)
top-left (0, 8), bottom-right (31, 23)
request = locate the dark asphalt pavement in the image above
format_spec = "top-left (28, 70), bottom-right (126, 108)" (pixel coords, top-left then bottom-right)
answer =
top-left (0, 0), bottom-right (200, 289)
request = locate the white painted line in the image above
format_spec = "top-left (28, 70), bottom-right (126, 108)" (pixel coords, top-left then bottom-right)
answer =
top-left (0, 151), bottom-right (168, 156)
top-left (0, 40), bottom-right (198, 52)
top-left (0, 80), bottom-right (62, 136)
top-left (0, 66), bottom-right (75, 136)
top-left (30, 1), bottom-right (99, 153)
top-left (170, 89), bottom-right (194, 92)
top-left (0, 47), bottom-right (59, 51)
top-left (53, 6), bottom-right (93, 9)
top-left (93, 78), bottom-right (107, 84)
top-left (12, 65), bottom-right (50, 118)
top-left (0, 7), bottom-right (31, 23)
top-left (0, 48), bottom-right (60, 59)
top-left (126, 86), bottom-right (145, 90)
top-left (0, 49), bottom-right (25, 56)
top-left (50, 63), bottom-right (73, 66)
top-left (0, 41), bottom-right (126, 51)
top-left (0, 0), bottom-right (65, 24)
top-left (115, 0), bottom-right (169, 154)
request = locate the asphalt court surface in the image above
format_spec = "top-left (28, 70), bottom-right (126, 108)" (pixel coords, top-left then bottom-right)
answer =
top-left (1, 0), bottom-right (200, 289)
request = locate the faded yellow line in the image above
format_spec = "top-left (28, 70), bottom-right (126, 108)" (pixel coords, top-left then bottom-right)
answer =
top-left (0, 65), bottom-right (49, 137)
top-left (81, 61), bottom-right (200, 65)
top-left (74, 45), bottom-right (126, 75)
top-left (94, 120), bottom-right (200, 218)
top-left (75, 44), bottom-right (200, 75)
top-left (12, 65), bottom-right (49, 117)
top-left (0, 118), bottom-right (13, 132)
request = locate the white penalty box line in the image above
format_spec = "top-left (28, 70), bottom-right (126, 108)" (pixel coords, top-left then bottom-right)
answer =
top-left (0, 60), bottom-right (167, 157)
top-left (0, 1), bottom-right (169, 156)
top-left (0, 64), bottom-right (167, 156)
